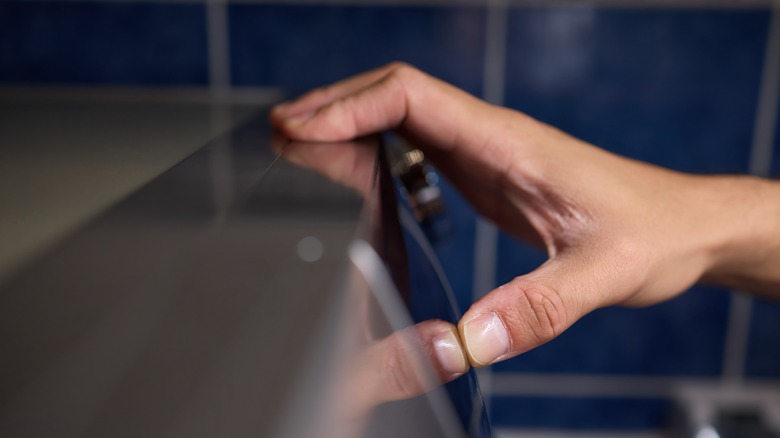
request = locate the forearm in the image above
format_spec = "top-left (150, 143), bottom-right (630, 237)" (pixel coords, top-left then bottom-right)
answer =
top-left (698, 176), bottom-right (780, 296)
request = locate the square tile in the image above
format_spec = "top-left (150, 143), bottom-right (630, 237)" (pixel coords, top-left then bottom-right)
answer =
top-left (0, 1), bottom-right (209, 86)
top-left (491, 395), bottom-right (669, 430)
top-left (745, 298), bottom-right (780, 377)
top-left (228, 5), bottom-right (485, 96)
top-left (504, 7), bottom-right (769, 173)
top-left (773, 93), bottom-right (780, 178)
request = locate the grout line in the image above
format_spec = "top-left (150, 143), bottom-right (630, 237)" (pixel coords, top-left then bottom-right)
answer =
top-left (749, 1), bottom-right (780, 178)
top-left (472, 0), bottom-right (507, 303)
top-left (482, 0), bottom-right (508, 106)
top-left (206, 0), bottom-right (232, 100)
top-left (7, 0), bottom-right (776, 7)
top-left (490, 373), bottom-right (780, 398)
top-left (473, 220), bottom-right (499, 301)
top-left (476, 366), bottom-right (493, 415)
top-left (494, 428), bottom-right (665, 438)
top-left (722, 2), bottom-right (780, 385)
top-left (492, 373), bottom-right (709, 398)
top-left (722, 293), bottom-right (753, 384)
top-left (473, 0), bottom-right (508, 404)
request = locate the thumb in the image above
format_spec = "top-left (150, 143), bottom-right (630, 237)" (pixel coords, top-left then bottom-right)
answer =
top-left (458, 250), bottom-right (618, 367)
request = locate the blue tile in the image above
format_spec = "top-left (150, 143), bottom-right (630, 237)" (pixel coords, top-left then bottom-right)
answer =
top-left (774, 139), bottom-right (780, 178)
top-left (495, 230), bottom-right (547, 281)
top-left (745, 298), bottom-right (780, 377)
top-left (773, 93), bottom-right (780, 178)
top-left (491, 396), bottom-right (669, 430)
top-left (430, 178), bottom-right (476, 314)
top-left (495, 232), bottom-right (730, 375)
top-left (229, 5), bottom-right (485, 96)
top-left (504, 7), bottom-right (769, 173)
top-left (0, 1), bottom-right (209, 86)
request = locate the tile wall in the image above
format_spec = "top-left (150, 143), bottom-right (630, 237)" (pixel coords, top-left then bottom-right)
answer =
top-left (2, 0), bottom-right (779, 435)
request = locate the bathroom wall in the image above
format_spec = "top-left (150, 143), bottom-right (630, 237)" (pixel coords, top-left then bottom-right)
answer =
top-left (2, 0), bottom-right (779, 435)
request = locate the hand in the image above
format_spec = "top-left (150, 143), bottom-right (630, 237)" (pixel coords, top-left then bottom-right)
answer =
top-left (271, 62), bottom-right (780, 367)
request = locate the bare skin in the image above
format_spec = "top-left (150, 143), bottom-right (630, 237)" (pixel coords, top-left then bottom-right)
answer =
top-left (271, 62), bottom-right (780, 369)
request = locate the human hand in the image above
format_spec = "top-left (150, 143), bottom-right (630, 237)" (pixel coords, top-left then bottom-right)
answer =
top-left (271, 63), bottom-right (780, 368)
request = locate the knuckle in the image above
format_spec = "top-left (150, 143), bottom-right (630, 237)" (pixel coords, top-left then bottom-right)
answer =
top-left (512, 280), bottom-right (567, 346)
top-left (380, 342), bottom-right (422, 400)
top-left (303, 86), bottom-right (330, 103)
top-left (605, 235), bottom-right (651, 298)
top-left (388, 62), bottom-right (421, 84)
top-left (388, 60), bottom-right (413, 72)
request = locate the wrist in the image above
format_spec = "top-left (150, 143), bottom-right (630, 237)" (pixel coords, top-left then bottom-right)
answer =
top-left (697, 176), bottom-right (780, 292)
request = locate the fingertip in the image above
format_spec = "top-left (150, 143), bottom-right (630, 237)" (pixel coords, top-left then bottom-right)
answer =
top-left (269, 101), bottom-right (290, 125)
top-left (459, 311), bottom-right (510, 367)
top-left (282, 111), bottom-right (314, 129)
top-left (431, 326), bottom-right (469, 378)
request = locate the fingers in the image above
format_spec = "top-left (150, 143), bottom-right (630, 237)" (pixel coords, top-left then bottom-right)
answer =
top-left (270, 62), bottom-right (494, 151)
top-left (355, 319), bottom-right (469, 405)
top-left (458, 247), bottom-right (628, 367)
top-left (274, 69), bottom-right (410, 142)
top-left (272, 135), bottom-right (378, 199)
top-left (270, 63), bottom-right (399, 123)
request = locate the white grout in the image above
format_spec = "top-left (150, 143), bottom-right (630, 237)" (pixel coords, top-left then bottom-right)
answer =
top-left (472, 220), bottom-right (499, 302)
top-left (722, 293), bottom-right (753, 384)
top-left (482, 0), bottom-right (508, 107)
top-left (472, 0), bottom-right (507, 306)
top-left (206, 0), bottom-right (232, 100)
top-left (490, 373), bottom-right (780, 398)
top-left (491, 373), bottom-right (709, 398)
top-left (722, 2), bottom-right (780, 386)
top-left (749, 2), bottom-right (780, 178)
top-left (473, 0), bottom-right (509, 404)
top-left (13, 0), bottom-right (776, 8)
top-left (494, 428), bottom-right (665, 438)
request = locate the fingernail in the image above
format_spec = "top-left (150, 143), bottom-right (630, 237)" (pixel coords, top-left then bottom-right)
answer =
top-left (432, 328), bottom-right (468, 376)
top-left (462, 312), bottom-right (509, 366)
top-left (271, 101), bottom-right (289, 114)
top-left (284, 111), bottom-right (313, 127)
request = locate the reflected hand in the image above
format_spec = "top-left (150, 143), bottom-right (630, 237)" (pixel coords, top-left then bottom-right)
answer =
top-left (271, 135), bottom-right (469, 400)
top-left (271, 62), bottom-right (780, 368)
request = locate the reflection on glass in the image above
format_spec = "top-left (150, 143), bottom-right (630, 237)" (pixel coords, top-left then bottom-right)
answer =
top-left (272, 133), bottom-right (491, 438)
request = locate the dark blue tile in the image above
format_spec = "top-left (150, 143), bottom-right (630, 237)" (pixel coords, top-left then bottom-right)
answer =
top-left (774, 139), bottom-right (780, 178)
top-left (491, 396), bottom-right (669, 430)
top-left (0, 1), bottom-right (209, 86)
top-left (496, 230), bottom-right (547, 282)
top-left (229, 5), bottom-right (485, 96)
top-left (430, 178), bottom-right (476, 314)
top-left (745, 298), bottom-right (780, 377)
top-left (504, 7), bottom-right (769, 173)
top-left (773, 93), bottom-right (780, 178)
top-left (495, 232), bottom-right (730, 375)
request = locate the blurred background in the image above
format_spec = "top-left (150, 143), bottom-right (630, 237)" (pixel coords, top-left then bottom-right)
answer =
top-left (1, 0), bottom-right (780, 436)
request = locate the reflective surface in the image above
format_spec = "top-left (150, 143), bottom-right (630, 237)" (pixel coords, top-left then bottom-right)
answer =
top-left (0, 113), bottom-right (490, 436)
